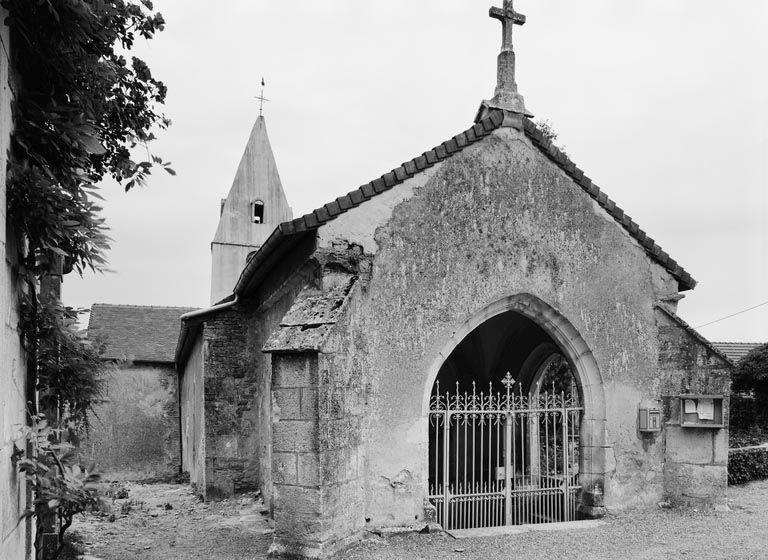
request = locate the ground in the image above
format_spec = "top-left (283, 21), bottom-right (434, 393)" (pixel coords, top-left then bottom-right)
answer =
top-left (72, 480), bottom-right (768, 560)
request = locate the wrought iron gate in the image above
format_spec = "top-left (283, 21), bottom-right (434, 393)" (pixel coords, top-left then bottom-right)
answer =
top-left (428, 373), bottom-right (583, 530)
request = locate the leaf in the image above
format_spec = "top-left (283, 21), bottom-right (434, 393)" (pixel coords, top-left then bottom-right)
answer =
top-left (164, 167), bottom-right (176, 176)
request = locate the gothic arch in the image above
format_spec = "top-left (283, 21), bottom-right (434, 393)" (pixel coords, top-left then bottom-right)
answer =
top-left (422, 293), bottom-right (607, 493)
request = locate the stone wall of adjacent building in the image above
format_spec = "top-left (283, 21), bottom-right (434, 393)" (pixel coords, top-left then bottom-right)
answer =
top-left (81, 363), bottom-right (180, 480)
top-left (0, 9), bottom-right (32, 558)
top-left (181, 335), bottom-right (206, 491)
top-left (656, 309), bottom-right (732, 506)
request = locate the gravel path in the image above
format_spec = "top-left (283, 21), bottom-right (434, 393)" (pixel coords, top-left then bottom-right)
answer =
top-left (71, 483), bottom-right (273, 560)
top-left (72, 480), bottom-right (768, 560)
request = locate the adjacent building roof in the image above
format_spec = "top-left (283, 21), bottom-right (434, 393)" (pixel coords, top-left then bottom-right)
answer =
top-left (89, 304), bottom-right (198, 363)
top-left (712, 342), bottom-right (763, 364)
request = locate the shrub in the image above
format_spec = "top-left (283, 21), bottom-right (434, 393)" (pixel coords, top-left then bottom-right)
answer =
top-left (728, 446), bottom-right (768, 485)
top-left (733, 343), bottom-right (768, 402)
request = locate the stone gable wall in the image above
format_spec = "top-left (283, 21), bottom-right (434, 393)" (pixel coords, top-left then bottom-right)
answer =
top-left (316, 126), bottom-right (691, 532)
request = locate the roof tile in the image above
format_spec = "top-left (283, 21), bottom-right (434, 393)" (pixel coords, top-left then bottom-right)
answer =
top-left (371, 177), bottom-right (387, 193)
top-left (314, 206), bottom-right (331, 223)
top-left (349, 189), bottom-right (365, 205)
top-left (303, 212), bottom-right (320, 228)
top-left (279, 221), bottom-right (296, 235)
top-left (489, 111), bottom-right (504, 127)
top-left (480, 116), bottom-right (497, 133)
top-left (325, 201), bottom-right (341, 217)
top-left (444, 139), bottom-right (459, 154)
top-left (712, 341), bottom-right (763, 363)
top-left (383, 172), bottom-right (398, 187)
top-left (336, 196), bottom-right (354, 211)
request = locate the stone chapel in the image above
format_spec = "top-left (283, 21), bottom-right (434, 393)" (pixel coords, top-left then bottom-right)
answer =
top-left (176, 3), bottom-right (732, 558)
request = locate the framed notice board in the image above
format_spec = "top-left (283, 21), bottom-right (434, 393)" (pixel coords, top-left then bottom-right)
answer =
top-left (678, 394), bottom-right (724, 428)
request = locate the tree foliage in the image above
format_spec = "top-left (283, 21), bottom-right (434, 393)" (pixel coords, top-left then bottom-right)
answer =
top-left (3, 0), bottom-right (172, 283)
top-left (2, 1), bottom-right (170, 557)
top-left (18, 415), bottom-right (102, 558)
top-left (733, 343), bottom-right (768, 401)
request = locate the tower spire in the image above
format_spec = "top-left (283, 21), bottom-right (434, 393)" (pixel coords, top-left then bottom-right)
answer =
top-left (476, 0), bottom-right (532, 126)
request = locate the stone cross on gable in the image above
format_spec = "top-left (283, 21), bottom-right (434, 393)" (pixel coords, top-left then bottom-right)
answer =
top-left (477, 0), bottom-right (531, 123)
top-left (489, 0), bottom-right (526, 52)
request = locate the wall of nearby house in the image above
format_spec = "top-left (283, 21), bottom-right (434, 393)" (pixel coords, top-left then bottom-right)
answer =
top-left (0, 10), bottom-right (32, 559)
top-left (80, 363), bottom-right (179, 480)
top-left (181, 335), bottom-right (205, 491)
top-left (656, 310), bottom-right (731, 506)
top-left (311, 125), bottom-right (706, 533)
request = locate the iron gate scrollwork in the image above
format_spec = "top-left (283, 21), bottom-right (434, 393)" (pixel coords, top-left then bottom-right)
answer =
top-left (428, 372), bottom-right (583, 530)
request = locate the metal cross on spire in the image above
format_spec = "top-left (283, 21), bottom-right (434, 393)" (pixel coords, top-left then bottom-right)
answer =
top-left (255, 77), bottom-right (269, 117)
top-left (476, 0), bottom-right (532, 126)
top-left (489, 0), bottom-right (526, 52)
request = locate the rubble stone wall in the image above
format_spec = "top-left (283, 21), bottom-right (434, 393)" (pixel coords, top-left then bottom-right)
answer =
top-left (657, 309), bottom-right (732, 506)
top-left (198, 236), bottom-right (317, 502)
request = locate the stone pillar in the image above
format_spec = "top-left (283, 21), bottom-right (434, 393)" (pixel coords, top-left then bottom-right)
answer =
top-left (269, 352), bottom-right (364, 558)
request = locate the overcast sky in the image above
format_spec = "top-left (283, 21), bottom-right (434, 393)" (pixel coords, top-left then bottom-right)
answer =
top-left (63, 0), bottom-right (768, 343)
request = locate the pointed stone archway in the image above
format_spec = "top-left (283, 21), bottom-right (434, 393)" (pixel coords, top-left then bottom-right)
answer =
top-left (422, 294), bottom-right (608, 521)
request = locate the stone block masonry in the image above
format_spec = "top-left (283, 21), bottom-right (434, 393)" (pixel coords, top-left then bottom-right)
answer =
top-left (269, 351), bottom-right (365, 559)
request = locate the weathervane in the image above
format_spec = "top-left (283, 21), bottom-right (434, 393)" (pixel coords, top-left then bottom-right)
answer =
top-left (255, 77), bottom-right (269, 117)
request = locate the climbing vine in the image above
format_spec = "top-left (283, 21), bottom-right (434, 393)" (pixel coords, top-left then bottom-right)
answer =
top-left (2, 1), bottom-right (170, 556)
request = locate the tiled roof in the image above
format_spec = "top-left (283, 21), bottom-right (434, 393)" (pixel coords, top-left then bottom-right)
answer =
top-left (711, 342), bottom-right (764, 364)
top-left (89, 304), bottom-right (198, 363)
top-left (232, 110), bottom-right (695, 298)
top-left (179, 109), bottom-right (697, 366)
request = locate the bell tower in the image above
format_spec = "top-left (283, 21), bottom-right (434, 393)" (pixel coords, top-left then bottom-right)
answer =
top-left (210, 115), bottom-right (292, 303)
